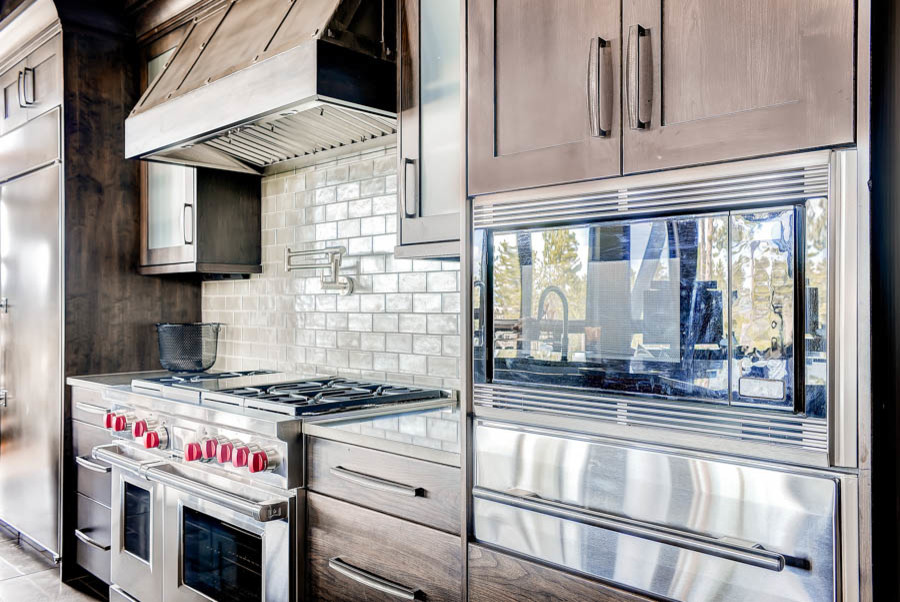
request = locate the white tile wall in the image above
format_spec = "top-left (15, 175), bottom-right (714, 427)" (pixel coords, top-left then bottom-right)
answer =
top-left (202, 145), bottom-right (461, 390)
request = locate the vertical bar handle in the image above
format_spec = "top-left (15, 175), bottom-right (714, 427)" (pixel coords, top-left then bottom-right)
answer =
top-left (588, 37), bottom-right (613, 137)
top-left (402, 158), bottom-right (417, 219)
top-left (182, 204), bottom-right (193, 244)
top-left (626, 25), bottom-right (652, 130)
top-left (17, 68), bottom-right (35, 107)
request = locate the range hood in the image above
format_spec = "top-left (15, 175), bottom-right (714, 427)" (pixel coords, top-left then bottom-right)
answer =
top-left (125, 0), bottom-right (397, 174)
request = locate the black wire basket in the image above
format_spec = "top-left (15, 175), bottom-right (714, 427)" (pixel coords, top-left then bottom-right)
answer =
top-left (156, 323), bottom-right (222, 372)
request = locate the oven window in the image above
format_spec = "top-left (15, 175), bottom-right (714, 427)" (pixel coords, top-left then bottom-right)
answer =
top-left (182, 506), bottom-right (263, 602)
top-left (124, 482), bottom-right (151, 562)
top-left (485, 203), bottom-right (827, 414)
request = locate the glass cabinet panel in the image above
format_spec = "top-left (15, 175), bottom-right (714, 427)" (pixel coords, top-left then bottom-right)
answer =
top-left (147, 163), bottom-right (191, 250)
top-left (419, 0), bottom-right (460, 219)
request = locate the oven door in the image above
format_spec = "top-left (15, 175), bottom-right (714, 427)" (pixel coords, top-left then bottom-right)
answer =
top-left (95, 445), bottom-right (166, 602)
top-left (154, 464), bottom-right (293, 602)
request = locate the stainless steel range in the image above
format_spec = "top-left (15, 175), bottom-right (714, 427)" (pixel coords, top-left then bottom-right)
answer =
top-left (95, 374), bottom-right (448, 602)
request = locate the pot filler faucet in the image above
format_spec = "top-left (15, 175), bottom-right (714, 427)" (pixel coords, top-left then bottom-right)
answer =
top-left (537, 286), bottom-right (570, 361)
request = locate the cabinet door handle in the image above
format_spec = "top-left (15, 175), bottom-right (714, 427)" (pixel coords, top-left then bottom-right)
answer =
top-left (626, 24), bottom-right (652, 130)
top-left (328, 557), bottom-right (421, 600)
top-left (17, 68), bottom-right (35, 108)
top-left (182, 204), bottom-right (193, 244)
top-left (402, 158), bottom-right (417, 219)
top-left (330, 466), bottom-right (423, 497)
top-left (588, 37), bottom-right (613, 137)
top-left (75, 455), bottom-right (111, 473)
top-left (74, 529), bottom-right (110, 551)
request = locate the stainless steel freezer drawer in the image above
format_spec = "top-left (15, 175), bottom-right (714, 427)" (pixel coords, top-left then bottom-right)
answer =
top-left (473, 420), bottom-right (840, 602)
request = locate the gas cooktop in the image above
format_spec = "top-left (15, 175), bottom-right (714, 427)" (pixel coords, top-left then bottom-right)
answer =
top-left (201, 377), bottom-right (447, 416)
top-left (131, 370), bottom-right (280, 402)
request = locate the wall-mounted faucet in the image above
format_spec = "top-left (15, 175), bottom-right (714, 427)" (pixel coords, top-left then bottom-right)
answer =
top-left (537, 285), bottom-right (569, 361)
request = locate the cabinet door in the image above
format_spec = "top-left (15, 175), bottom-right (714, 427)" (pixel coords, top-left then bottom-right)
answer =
top-left (622, 0), bottom-right (854, 174)
top-left (142, 163), bottom-right (196, 268)
top-left (0, 60), bottom-right (28, 135)
top-left (25, 34), bottom-right (62, 120)
top-left (468, 0), bottom-right (621, 195)
top-left (397, 0), bottom-right (462, 256)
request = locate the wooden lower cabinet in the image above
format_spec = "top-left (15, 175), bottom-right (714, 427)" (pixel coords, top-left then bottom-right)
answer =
top-left (307, 492), bottom-right (461, 601)
top-left (468, 544), bottom-right (653, 602)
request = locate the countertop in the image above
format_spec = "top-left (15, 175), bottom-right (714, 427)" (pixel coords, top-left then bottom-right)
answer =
top-left (303, 402), bottom-right (461, 467)
top-left (67, 370), bottom-right (172, 391)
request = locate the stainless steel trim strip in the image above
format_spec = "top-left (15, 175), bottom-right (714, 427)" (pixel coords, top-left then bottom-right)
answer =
top-left (472, 487), bottom-right (790, 572)
top-left (75, 455), bottom-right (110, 474)
top-left (143, 465), bottom-right (287, 523)
top-left (327, 558), bottom-right (419, 600)
top-left (474, 165), bottom-right (829, 228)
top-left (474, 384), bottom-right (827, 451)
top-left (329, 466), bottom-right (422, 497)
top-left (74, 529), bottom-right (110, 551)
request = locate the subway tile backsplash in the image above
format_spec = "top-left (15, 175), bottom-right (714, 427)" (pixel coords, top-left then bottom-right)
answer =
top-left (202, 145), bottom-right (461, 391)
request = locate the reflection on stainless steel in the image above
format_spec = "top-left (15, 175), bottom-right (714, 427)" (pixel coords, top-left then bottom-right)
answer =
top-left (535, 286), bottom-right (570, 361)
top-left (0, 160), bottom-right (61, 558)
top-left (473, 420), bottom-right (840, 601)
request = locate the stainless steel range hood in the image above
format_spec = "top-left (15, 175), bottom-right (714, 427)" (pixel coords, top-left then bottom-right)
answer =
top-left (125, 0), bottom-right (397, 174)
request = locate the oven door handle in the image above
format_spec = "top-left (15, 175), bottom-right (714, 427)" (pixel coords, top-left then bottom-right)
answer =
top-left (474, 487), bottom-right (806, 572)
top-left (144, 465), bottom-right (288, 523)
top-left (92, 444), bottom-right (162, 477)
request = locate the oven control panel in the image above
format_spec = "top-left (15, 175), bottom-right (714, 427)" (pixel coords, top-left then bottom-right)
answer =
top-left (100, 405), bottom-right (290, 485)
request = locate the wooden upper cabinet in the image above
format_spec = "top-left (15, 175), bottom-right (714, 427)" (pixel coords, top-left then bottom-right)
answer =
top-left (468, 0), bottom-right (621, 195)
top-left (622, 0), bottom-right (855, 174)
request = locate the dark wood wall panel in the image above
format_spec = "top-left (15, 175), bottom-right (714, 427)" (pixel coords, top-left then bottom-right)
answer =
top-left (62, 25), bottom-right (201, 378)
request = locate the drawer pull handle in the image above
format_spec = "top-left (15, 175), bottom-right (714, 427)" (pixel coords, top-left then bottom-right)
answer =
top-left (328, 557), bottom-right (421, 600)
top-left (75, 455), bottom-right (111, 473)
top-left (74, 529), bottom-right (110, 551)
top-left (330, 466), bottom-right (423, 497)
top-left (75, 401), bottom-right (107, 415)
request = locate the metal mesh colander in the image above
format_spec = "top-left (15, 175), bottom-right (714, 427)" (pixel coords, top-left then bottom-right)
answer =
top-left (155, 323), bottom-right (222, 372)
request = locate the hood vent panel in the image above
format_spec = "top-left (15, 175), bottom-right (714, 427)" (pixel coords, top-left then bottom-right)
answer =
top-left (126, 0), bottom-right (396, 174)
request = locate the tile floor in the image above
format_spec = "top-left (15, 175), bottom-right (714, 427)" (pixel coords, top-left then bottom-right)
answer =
top-left (0, 524), bottom-right (103, 601)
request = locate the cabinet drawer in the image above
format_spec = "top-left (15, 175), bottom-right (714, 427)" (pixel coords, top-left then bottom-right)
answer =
top-left (469, 544), bottom-right (651, 602)
top-left (307, 437), bottom-right (460, 534)
top-left (71, 386), bottom-right (112, 424)
top-left (74, 451), bottom-right (111, 506)
top-left (307, 492), bottom-right (461, 602)
top-left (72, 419), bottom-right (112, 458)
top-left (0, 106), bottom-right (59, 182)
top-left (75, 493), bottom-right (111, 584)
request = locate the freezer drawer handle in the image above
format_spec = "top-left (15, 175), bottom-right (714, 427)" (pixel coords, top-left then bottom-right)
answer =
top-left (330, 466), bottom-right (423, 497)
top-left (144, 465), bottom-right (288, 522)
top-left (74, 529), bottom-right (110, 551)
top-left (75, 401), bottom-right (107, 415)
top-left (76, 455), bottom-right (111, 473)
top-left (474, 487), bottom-right (805, 572)
top-left (328, 557), bottom-right (421, 600)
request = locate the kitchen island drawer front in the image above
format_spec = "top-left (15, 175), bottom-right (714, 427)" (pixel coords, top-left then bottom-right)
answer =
top-left (75, 493), bottom-right (111, 584)
top-left (307, 437), bottom-right (461, 534)
top-left (71, 386), bottom-right (113, 424)
top-left (474, 422), bottom-right (840, 601)
top-left (468, 544), bottom-right (652, 602)
top-left (75, 452), bottom-right (111, 507)
top-left (72, 419), bottom-right (112, 458)
top-left (307, 492), bottom-right (461, 602)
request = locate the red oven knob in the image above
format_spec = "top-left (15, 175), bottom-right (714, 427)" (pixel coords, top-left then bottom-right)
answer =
top-left (248, 450), bottom-right (278, 474)
top-left (200, 437), bottom-right (219, 460)
top-left (103, 412), bottom-right (115, 429)
top-left (216, 441), bottom-right (235, 464)
top-left (145, 428), bottom-right (169, 450)
top-left (132, 420), bottom-right (149, 438)
top-left (232, 445), bottom-right (250, 468)
top-left (184, 442), bottom-right (203, 462)
top-left (112, 415), bottom-right (130, 432)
